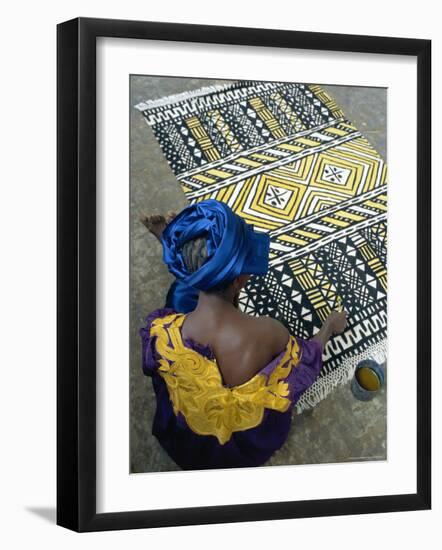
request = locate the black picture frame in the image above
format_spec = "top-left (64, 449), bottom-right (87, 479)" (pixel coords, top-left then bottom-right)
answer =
top-left (57, 17), bottom-right (431, 532)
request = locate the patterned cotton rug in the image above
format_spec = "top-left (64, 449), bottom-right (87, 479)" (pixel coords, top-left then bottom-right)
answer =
top-left (135, 81), bottom-right (387, 412)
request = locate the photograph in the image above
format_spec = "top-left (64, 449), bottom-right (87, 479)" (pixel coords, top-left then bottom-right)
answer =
top-left (130, 77), bottom-right (388, 473)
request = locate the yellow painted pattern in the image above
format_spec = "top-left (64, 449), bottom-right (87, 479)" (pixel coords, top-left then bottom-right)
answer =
top-left (278, 143), bottom-right (304, 153)
top-left (345, 138), bottom-right (381, 158)
top-left (252, 152), bottom-right (279, 162)
top-left (334, 210), bottom-right (366, 222)
top-left (271, 156), bottom-right (314, 182)
top-left (185, 116), bottom-right (221, 162)
top-left (249, 97), bottom-right (287, 139)
top-left (288, 259), bottom-right (332, 322)
top-left (309, 85), bottom-right (344, 118)
top-left (193, 173), bottom-right (216, 184)
top-left (294, 228), bottom-right (321, 240)
top-left (295, 136), bottom-right (321, 147)
top-left (233, 178), bottom-right (255, 215)
top-left (270, 92), bottom-right (305, 132)
top-left (279, 234), bottom-right (308, 246)
top-left (207, 109), bottom-right (242, 152)
top-left (206, 168), bottom-right (232, 179)
top-left (365, 199), bottom-right (387, 212)
top-left (324, 127), bottom-right (349, 137)
top-left (236, 157), bottom-right (262, 168)
top-left (322, 216), bottom-right (350, 228)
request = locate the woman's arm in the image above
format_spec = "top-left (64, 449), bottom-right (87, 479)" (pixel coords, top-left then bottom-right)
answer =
top-left (311, 311), bottom-right (348, 350)
top-left (263, 309), bottom-right (347, 355)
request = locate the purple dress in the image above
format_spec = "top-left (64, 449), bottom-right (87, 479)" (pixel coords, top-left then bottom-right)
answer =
top-left (140, 307), bottom-right (323, 470)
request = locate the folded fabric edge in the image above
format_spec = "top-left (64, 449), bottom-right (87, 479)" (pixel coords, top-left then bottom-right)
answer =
top-left (134, 81), bottom-right (242, 111)
top-left (295, 338), bottom-right (387, 414)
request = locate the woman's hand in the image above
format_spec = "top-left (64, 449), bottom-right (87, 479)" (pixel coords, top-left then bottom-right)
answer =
top-left (326, 310), bottom-right (348, 335)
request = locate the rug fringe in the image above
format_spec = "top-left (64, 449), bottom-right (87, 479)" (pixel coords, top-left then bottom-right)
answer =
top-left (134, 81), bottom-right (240, 111)
top-left (295, 339), bottom-right (387, 414)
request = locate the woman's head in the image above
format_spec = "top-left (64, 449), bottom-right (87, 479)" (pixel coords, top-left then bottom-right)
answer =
top-left (160, 199), bottom-right (269, 292)
top-left (181, 234), bottom-right (250, 297)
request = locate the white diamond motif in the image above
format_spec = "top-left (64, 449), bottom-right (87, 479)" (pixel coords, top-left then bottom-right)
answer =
top-left (322, 163), bottom-right (351, 185)
top-left (263, 184), bottom-right (293, 209)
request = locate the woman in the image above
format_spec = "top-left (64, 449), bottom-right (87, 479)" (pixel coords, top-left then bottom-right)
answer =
top-left (140, 199), bottom-right (347, 470)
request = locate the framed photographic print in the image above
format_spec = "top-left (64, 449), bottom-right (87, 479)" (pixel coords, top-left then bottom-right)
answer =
top-left (57, 17), bottom-right (431, 532)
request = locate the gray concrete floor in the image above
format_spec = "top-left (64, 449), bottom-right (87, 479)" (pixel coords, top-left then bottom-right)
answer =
top-left (130, 76), bottom-right (387, 473)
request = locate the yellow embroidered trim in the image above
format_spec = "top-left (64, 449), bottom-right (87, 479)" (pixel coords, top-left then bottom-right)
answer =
top-left (150, 312), bottom-right (302, 445)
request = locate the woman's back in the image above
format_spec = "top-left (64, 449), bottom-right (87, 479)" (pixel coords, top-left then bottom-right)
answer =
top-left (141, 305), bottom-right (324, 470)
top-left (181, 307), bottom-right (290, 387)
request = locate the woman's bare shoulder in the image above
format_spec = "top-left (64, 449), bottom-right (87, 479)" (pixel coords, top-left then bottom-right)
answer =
top-left (244, 312), bottom-right (287, 330)
top-left (243, 314), bottom-right (291, 355)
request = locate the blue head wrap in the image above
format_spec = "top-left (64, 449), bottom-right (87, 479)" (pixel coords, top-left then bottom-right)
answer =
top-left (160, 199), bottom-right (270, 291)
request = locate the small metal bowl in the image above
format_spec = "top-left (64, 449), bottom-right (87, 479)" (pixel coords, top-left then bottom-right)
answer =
top-left (351, 359), bottom-right (385, 401)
